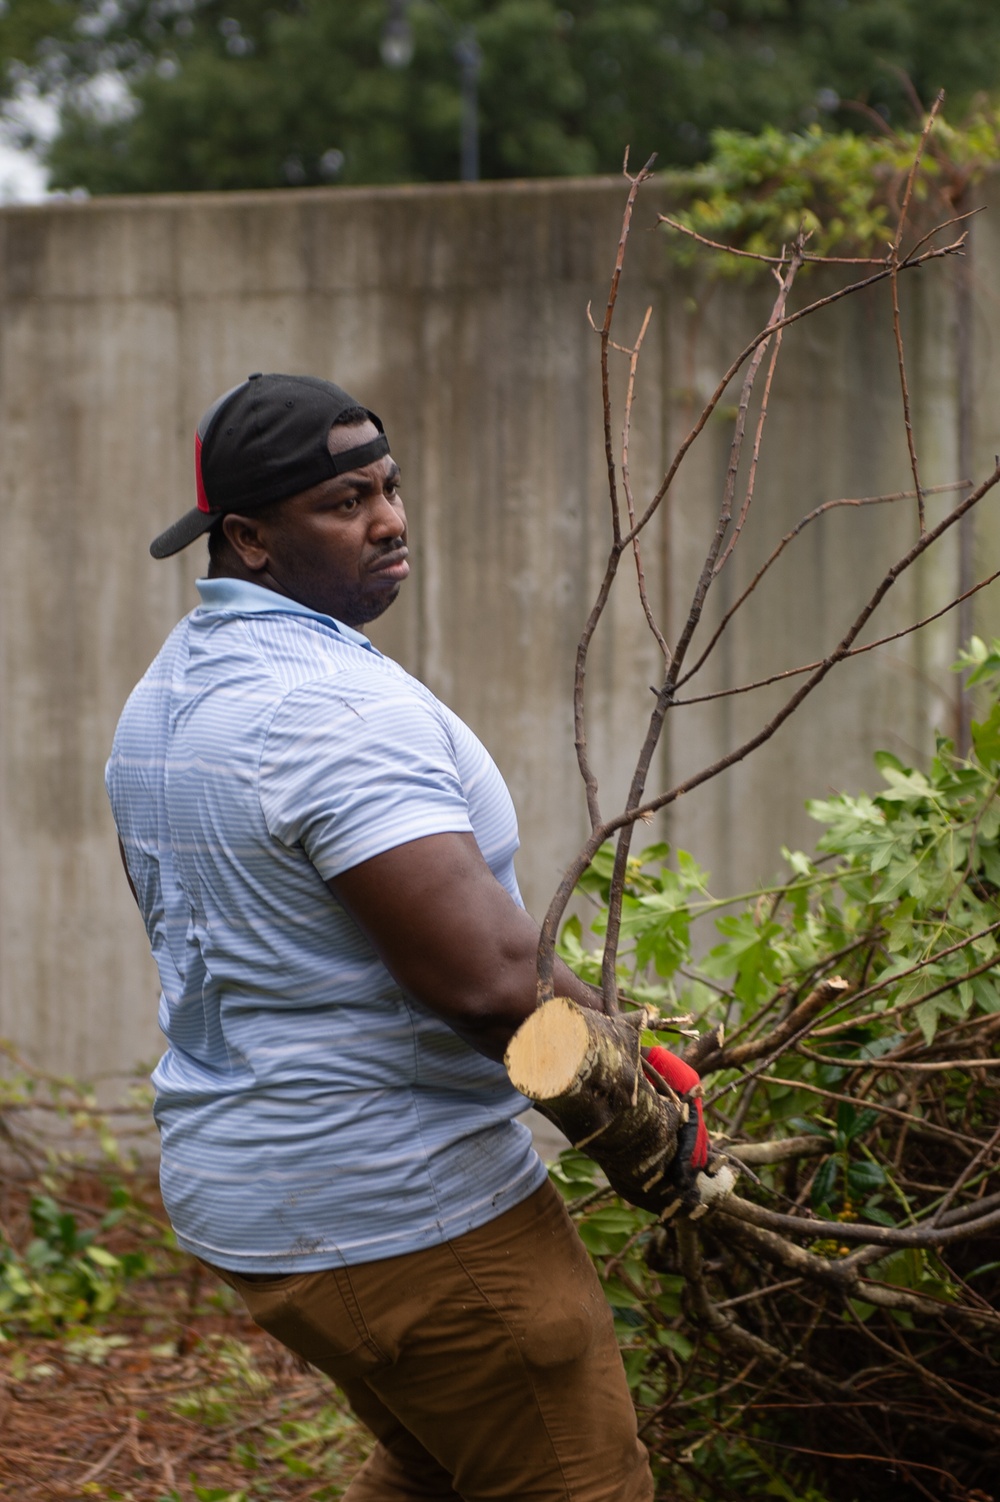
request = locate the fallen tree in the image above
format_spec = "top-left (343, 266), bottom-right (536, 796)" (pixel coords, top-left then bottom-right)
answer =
top-left (508, 104), bottom-right (1000, 1502)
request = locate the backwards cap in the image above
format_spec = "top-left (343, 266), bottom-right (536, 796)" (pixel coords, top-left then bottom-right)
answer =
top-left (149, 372), bottom-right (389, 559)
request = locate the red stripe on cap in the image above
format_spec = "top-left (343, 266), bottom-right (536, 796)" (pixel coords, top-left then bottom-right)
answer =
top-left (195, 431), bottom-right (210, 514)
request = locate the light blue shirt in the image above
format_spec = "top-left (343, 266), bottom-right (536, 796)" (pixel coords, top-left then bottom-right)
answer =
top-left (105, 578), bottom-right (544, 1271)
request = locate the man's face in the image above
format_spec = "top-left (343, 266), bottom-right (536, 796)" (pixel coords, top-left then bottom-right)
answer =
top-left (235, 420), bottom-right (409, 627)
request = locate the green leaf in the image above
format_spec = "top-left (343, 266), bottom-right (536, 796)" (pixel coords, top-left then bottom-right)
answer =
top-left (913, 992), bottom-right (965, 1044)
top-left (868, 1248), bottom-right (925, 1290)
top-left (962, 644), bottom-right (1000, 688)
top-left (556, 915), bottom-right (603, 986)
top-left (282, 1456), bottom-right (316, 1476)
top-left (585, 1206), bottom-right (647, 1235)
top-left (843, 1107), bottom-right (880, 1142)
top-left (787, 1116), bottom-right (834, 1140)
top-left (675, 849), bottom-right (711, 894)
top-left (85, 1245), bottom-right (121, 1270)
top-left (655, 1328), bottom-right (694, 1361)
top-left (847, 1161), bottom-right (886, 1197)
top-left (576, 843), bottom-right (617, 900)
top-left (873, 750), bottom-right (907, 776)
top-left (781, 846), bottom-right (814, 877)
top-left (810, 1156), bottom-right (838, 1211)
top-left (861, 1204), bottom-right (897, 1227)
top-left (971, 701), bottom-right (1000, 766)
top-left (966, 1260), bottom-right (1000, 1280)
top-left (971, 976), bottom-right (1000, 1013)
top-left (885, 898), bottom-right (917, 954)
top-left (576, 1221), bottom-right (619, 1256)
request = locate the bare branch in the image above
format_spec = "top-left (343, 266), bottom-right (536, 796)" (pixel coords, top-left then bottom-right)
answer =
top-left (797, 1049), bottom-right (1000, 1074)
top-left (714, 1071), bottom-right (982, 1149)
top-left (538, 458), bottom-right (1000, 997)
top-left (713, 280), bottom-right (787, 577)
top-left (676, 1221), bottom-right (849, 1397)
top-left (621, 304), bottom-right (669, 662)
top-left (930, 1121), bottom-right (1000, 1227)
top-left (597, 244), bottom-right (805, 1006)
top-left (601, 152), bottom-right (658, 550)
top-left (725, 1136), bottom-right (829, 1166)
top-left (889, 91), bottom-right (945, 532)
top-left (697, 977), bottom-right (850, 1077)
top-left (660, 216), bottom-right (892, 266)
top-left (893, 93), bottom-right (944, 260)
top-left (719, 1194), bottom-right (1000, 1249)
top-left (676, 481), bottom-right (968, 692)
top-left (624, 235), bottom-right (966, 550)
top-left (674, 563), bottom-right (1000, 708)
top-left (532, 122), bottom-right (1000, 1496)
top-left (568, 154), bottom-right (657, 849)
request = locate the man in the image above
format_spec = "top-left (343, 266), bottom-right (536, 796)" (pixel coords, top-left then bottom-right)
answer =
top-left (106, 372), bottom-right (654, 1501)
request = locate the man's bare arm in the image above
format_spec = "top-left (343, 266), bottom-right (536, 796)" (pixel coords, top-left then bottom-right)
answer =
top-left (326, 831), bottom-right (602, 1061)
top-left (117, 838), bottom-right (139, 907)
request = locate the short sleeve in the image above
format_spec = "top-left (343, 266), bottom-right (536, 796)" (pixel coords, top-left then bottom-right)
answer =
top-left (258, 673), bottom-right (474, 879)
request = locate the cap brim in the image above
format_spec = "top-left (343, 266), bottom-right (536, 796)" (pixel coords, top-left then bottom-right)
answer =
top-left (150, 507), bottom-right (215, 560)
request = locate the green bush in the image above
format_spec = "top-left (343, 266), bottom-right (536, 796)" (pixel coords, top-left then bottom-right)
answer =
top-left (665, 104), bottom-right (1000, 273)
top-left (0, 1188), bottom-right (148, 1335)
top-left (555, 640), bottom-right (1000, 1501)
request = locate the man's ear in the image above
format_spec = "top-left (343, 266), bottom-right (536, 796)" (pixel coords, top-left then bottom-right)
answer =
top-left (221, 512), bottom-right (270, 572)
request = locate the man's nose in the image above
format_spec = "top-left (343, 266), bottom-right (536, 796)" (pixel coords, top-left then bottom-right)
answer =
top-left (370, 492), bottom-right (406, 538)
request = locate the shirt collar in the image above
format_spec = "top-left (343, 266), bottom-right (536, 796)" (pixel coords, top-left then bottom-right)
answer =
top-left (195, 577), bottom-right (380, 653)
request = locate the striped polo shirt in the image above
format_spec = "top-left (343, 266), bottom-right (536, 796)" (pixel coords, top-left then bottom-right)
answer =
top-left (105, 578), bottom-right (545, 1271)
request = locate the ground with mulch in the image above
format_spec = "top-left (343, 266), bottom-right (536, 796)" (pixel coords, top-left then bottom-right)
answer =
top-left (0, 1167), bottom-right (371, 1501)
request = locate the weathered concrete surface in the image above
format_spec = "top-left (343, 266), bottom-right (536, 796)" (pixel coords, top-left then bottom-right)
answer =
top-left (1, 177), bottom-right (997, 1077)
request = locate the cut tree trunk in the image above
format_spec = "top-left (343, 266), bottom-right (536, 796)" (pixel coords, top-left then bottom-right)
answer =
top-left (505, 996), bottom-right (705, 1216)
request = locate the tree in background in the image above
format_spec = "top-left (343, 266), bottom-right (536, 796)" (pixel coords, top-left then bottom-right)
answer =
top-left (2, 0), bottom-right (1000, 193)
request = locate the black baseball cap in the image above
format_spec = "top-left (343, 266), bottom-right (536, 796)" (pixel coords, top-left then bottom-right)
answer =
top-left (150, 372), bottom-right (390, 559)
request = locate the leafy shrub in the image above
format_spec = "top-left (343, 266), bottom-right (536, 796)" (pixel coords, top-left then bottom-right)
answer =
top-left (665, 104), bottom-right (1000, 273)
top-left (0, 1188), bottom-right (148, 1335)
top-left (555, 641), bottom-right (1000, 1502)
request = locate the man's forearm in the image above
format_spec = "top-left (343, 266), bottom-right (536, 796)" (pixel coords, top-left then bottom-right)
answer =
top-left (443, 948), bottom-right (608, 1062)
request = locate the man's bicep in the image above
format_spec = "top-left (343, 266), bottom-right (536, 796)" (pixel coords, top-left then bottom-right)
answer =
top-left (326, 831), bottom-right (538, 1044)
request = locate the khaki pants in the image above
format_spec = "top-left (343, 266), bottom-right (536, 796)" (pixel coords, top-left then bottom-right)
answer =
top-left (210, 1178), bottom-right (653, 1501)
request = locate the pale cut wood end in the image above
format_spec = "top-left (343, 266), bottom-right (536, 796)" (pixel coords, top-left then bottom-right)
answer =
top-left (505, 996), bottom-right (591, 1101)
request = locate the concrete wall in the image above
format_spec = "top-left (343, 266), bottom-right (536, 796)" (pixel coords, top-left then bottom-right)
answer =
top-left (1, 177), bottom-right (998, 1077)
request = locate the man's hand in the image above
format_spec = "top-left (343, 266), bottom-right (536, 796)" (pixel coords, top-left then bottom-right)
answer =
top-left (326, 831), bottom-right (602, 1061)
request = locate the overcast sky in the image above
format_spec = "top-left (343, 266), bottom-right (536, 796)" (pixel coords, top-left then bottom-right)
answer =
top-left (0, 139), bottom-right (47, 201)
top-left (0, 87), bottom-right (60, 202)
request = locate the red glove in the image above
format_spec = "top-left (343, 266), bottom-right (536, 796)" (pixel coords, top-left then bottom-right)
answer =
top-left (645, 1047), bottom-right (709, 1170)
